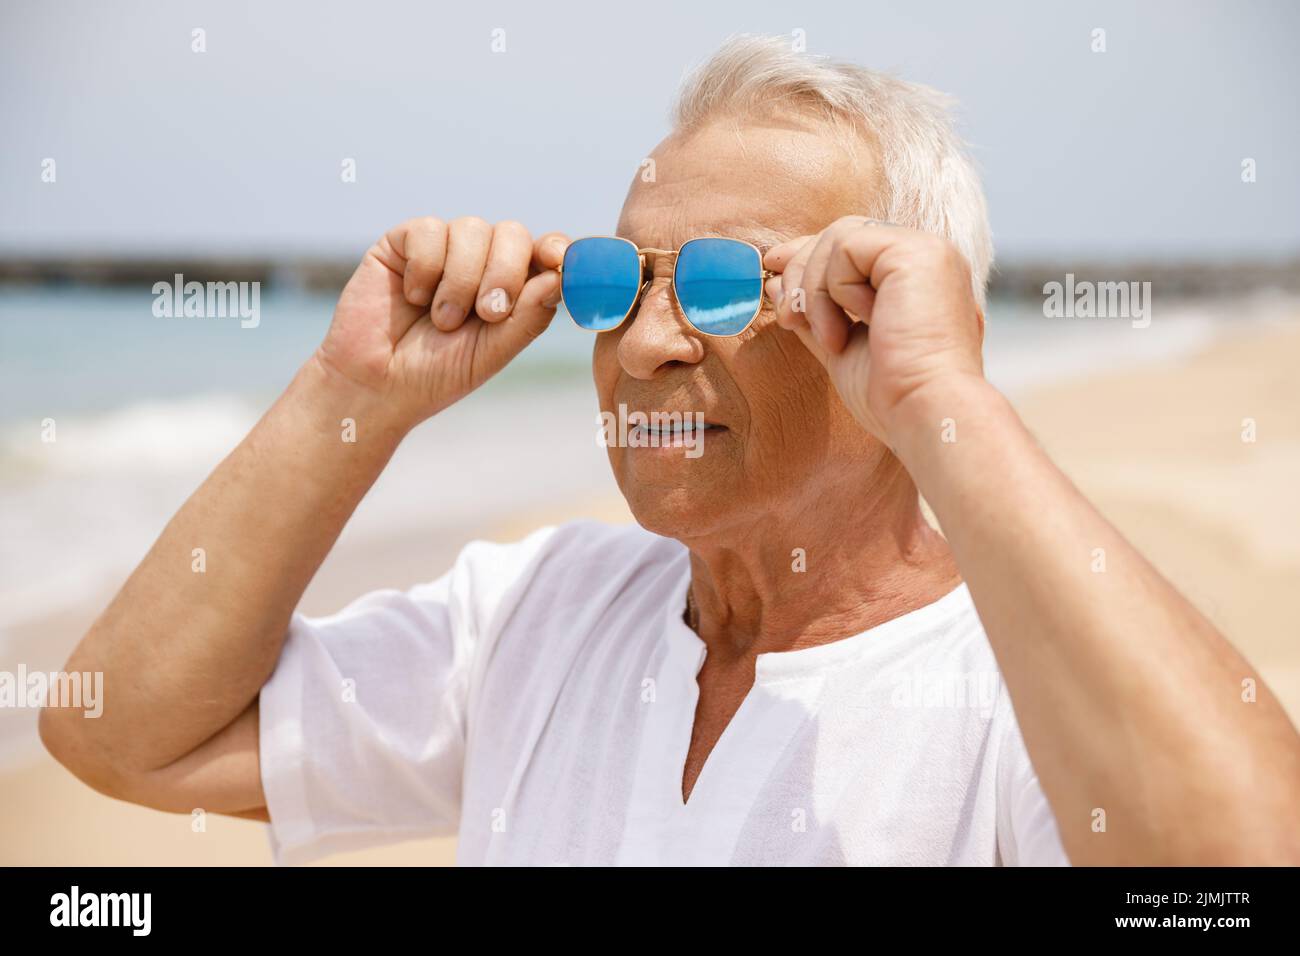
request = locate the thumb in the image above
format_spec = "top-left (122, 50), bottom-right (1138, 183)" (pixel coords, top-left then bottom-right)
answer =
top-left (479, 269), bottom-right (561, 359)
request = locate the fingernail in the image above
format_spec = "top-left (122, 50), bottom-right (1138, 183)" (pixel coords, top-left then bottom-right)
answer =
top-left (542, 287), bottom-right (562, 309)
top-left (480, 288), bottom-right (511, 316)
top-left (408, 286), bottom-right (427, 303)
top-left (435, 301), bottom-right (462, 327)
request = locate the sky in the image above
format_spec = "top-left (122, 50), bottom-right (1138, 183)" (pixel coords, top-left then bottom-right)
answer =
top-left (2, 0), bottom-right (1298, 262)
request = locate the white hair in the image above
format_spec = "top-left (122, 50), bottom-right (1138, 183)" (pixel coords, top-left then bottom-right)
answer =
top-left (671, 35), bottom-right (992, 306)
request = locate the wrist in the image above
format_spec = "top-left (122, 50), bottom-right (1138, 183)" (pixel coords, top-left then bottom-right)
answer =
top-left (298, 351), bottom-right (418, 447)
top-left (887, 373), bottom-right (1008, 467)
top-left (257, 357), bottom-right (415, 492)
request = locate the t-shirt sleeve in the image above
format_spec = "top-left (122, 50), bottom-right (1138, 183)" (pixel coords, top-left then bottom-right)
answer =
top-left (257, 527), bottom-right (556, 865)
top-left (995, 702), bottom-right (1072, 866)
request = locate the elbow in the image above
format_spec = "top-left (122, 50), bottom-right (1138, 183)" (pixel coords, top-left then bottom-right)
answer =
top-left (38, 703), bottom-right (73, 768)
top-left (39, 703), bottom-right (123, 799)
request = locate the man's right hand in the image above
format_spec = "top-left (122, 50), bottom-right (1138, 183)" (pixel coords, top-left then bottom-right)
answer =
top-left (316, 217), bottom-right (570, 428)
top-left (41, 216), bottom-right (571, 821)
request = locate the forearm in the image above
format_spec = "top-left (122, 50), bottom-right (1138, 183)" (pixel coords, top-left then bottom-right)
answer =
top-left (48, 355), bottom-right (409, 773)
top-left (893, 375), bottom-right (1300, 863)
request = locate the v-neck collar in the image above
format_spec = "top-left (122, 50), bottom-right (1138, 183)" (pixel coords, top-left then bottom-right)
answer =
top-left (661, 553), bottom-right (972, 685)
top-left (617, 550), bottom-right (972, 865)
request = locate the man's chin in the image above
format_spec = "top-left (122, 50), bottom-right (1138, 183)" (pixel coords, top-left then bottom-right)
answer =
top-left (610, 437), bottom-right (742, 538)
top-left (621, 482), bottom-right (727, 542)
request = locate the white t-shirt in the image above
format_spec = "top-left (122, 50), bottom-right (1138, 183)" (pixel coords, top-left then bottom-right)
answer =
top-left (259, 520), bottom-right (1069, 866)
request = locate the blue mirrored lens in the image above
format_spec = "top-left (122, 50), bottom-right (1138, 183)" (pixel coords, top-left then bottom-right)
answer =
top-left (561, 238), bottom-right (641, 331)
top-left (674, 238), bottom-right (762, 335)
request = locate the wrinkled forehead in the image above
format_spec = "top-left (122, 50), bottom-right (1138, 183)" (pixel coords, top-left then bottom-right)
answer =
top-left (615, 115), bottom-right (874, 253)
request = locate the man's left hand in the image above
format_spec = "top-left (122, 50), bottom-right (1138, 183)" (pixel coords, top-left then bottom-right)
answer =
top-left (764, 216), bottom-right (986, 446)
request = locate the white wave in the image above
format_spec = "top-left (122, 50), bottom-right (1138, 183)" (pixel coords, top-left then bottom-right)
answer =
top-left (0, 384), bottom-right (619, 636)
top-left (0, 392), bottom-right (260, 478)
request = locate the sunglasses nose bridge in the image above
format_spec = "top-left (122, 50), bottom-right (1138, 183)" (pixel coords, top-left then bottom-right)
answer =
top-left (633, 250), bottom-right (682, 315)
top-left (638, 248), bottom-right (678, 281)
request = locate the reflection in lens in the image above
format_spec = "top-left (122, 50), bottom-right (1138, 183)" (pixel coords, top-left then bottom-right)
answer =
top-left (674, 238), bottom-right (762, 336)
top-left (561, 238), bottom-right (641, 331)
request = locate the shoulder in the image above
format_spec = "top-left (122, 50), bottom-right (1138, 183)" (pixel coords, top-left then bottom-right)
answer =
top-left (454, 521), bottom-right (687, 720)
top-left (887, 582), bottom-right (996, 671)
top-left (448, 519), bottom-right (684, 625)
top-left (455, 519), bottom-right (679, 583)
top-left (899, 585), bottom-right (1068, 863)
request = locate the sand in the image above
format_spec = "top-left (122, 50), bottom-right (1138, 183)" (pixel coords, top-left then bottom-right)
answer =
top-left (3, 316), bottom-right (1298, 865)
top-left (1012, 320), bottom-right (1300, 719)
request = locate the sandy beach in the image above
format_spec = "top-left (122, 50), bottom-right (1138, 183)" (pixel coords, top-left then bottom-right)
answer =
top-left (3, 312), bottom-right (1298, 866)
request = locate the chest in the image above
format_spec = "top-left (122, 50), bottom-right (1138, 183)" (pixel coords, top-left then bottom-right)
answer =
top-left (680, 659), bottom-right (757, 803)
top-left (458, 616), bottom-right (1006, 865)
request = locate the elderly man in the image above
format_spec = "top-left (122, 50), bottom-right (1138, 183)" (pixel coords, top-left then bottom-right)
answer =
top-left (41, 37), bottom-right (1300, 866)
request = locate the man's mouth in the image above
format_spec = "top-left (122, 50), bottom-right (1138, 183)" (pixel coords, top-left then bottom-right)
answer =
top-left (630, 418), bottom-right (724, 439)
top-left (624, 414), bottom-right (728, 451)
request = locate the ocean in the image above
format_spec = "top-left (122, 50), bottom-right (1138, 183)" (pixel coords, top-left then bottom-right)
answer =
top-left (0, 284), bottom-right (1240, 639)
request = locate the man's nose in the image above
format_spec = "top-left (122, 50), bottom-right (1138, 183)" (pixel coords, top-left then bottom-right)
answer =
top-left (616, 276), bottom-right (705, 379)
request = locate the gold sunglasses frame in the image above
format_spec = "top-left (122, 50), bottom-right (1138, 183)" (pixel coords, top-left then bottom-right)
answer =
top-left (556, 236), bottom-right (777, 337)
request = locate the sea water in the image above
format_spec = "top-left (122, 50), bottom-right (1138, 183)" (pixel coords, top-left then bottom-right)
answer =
top-left (0, 283), bottom-right (1242, 641)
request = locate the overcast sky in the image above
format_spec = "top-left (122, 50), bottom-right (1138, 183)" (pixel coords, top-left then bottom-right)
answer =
top-left (3, 0), bottom-right (1297, 262)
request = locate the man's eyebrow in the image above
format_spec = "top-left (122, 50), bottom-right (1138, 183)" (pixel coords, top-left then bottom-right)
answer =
top-left (626, 228), bottom-right (786, 253)
top-left (717, 228), bottom-right (785, 253)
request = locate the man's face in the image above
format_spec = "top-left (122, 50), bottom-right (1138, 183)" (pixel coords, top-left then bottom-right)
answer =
top-left (593, 112), bottom-right (891, 542)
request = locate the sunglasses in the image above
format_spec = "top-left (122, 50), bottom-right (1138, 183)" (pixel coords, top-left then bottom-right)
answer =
top-left (558, 236), bottom-right (776, 336)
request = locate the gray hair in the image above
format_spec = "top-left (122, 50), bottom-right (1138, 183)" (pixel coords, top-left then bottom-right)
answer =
top-left (671, 35), bottom-right (992, 307)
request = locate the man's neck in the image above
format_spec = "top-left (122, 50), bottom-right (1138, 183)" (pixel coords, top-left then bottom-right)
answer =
top-left (680, 470), bottom-right (961, 664)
